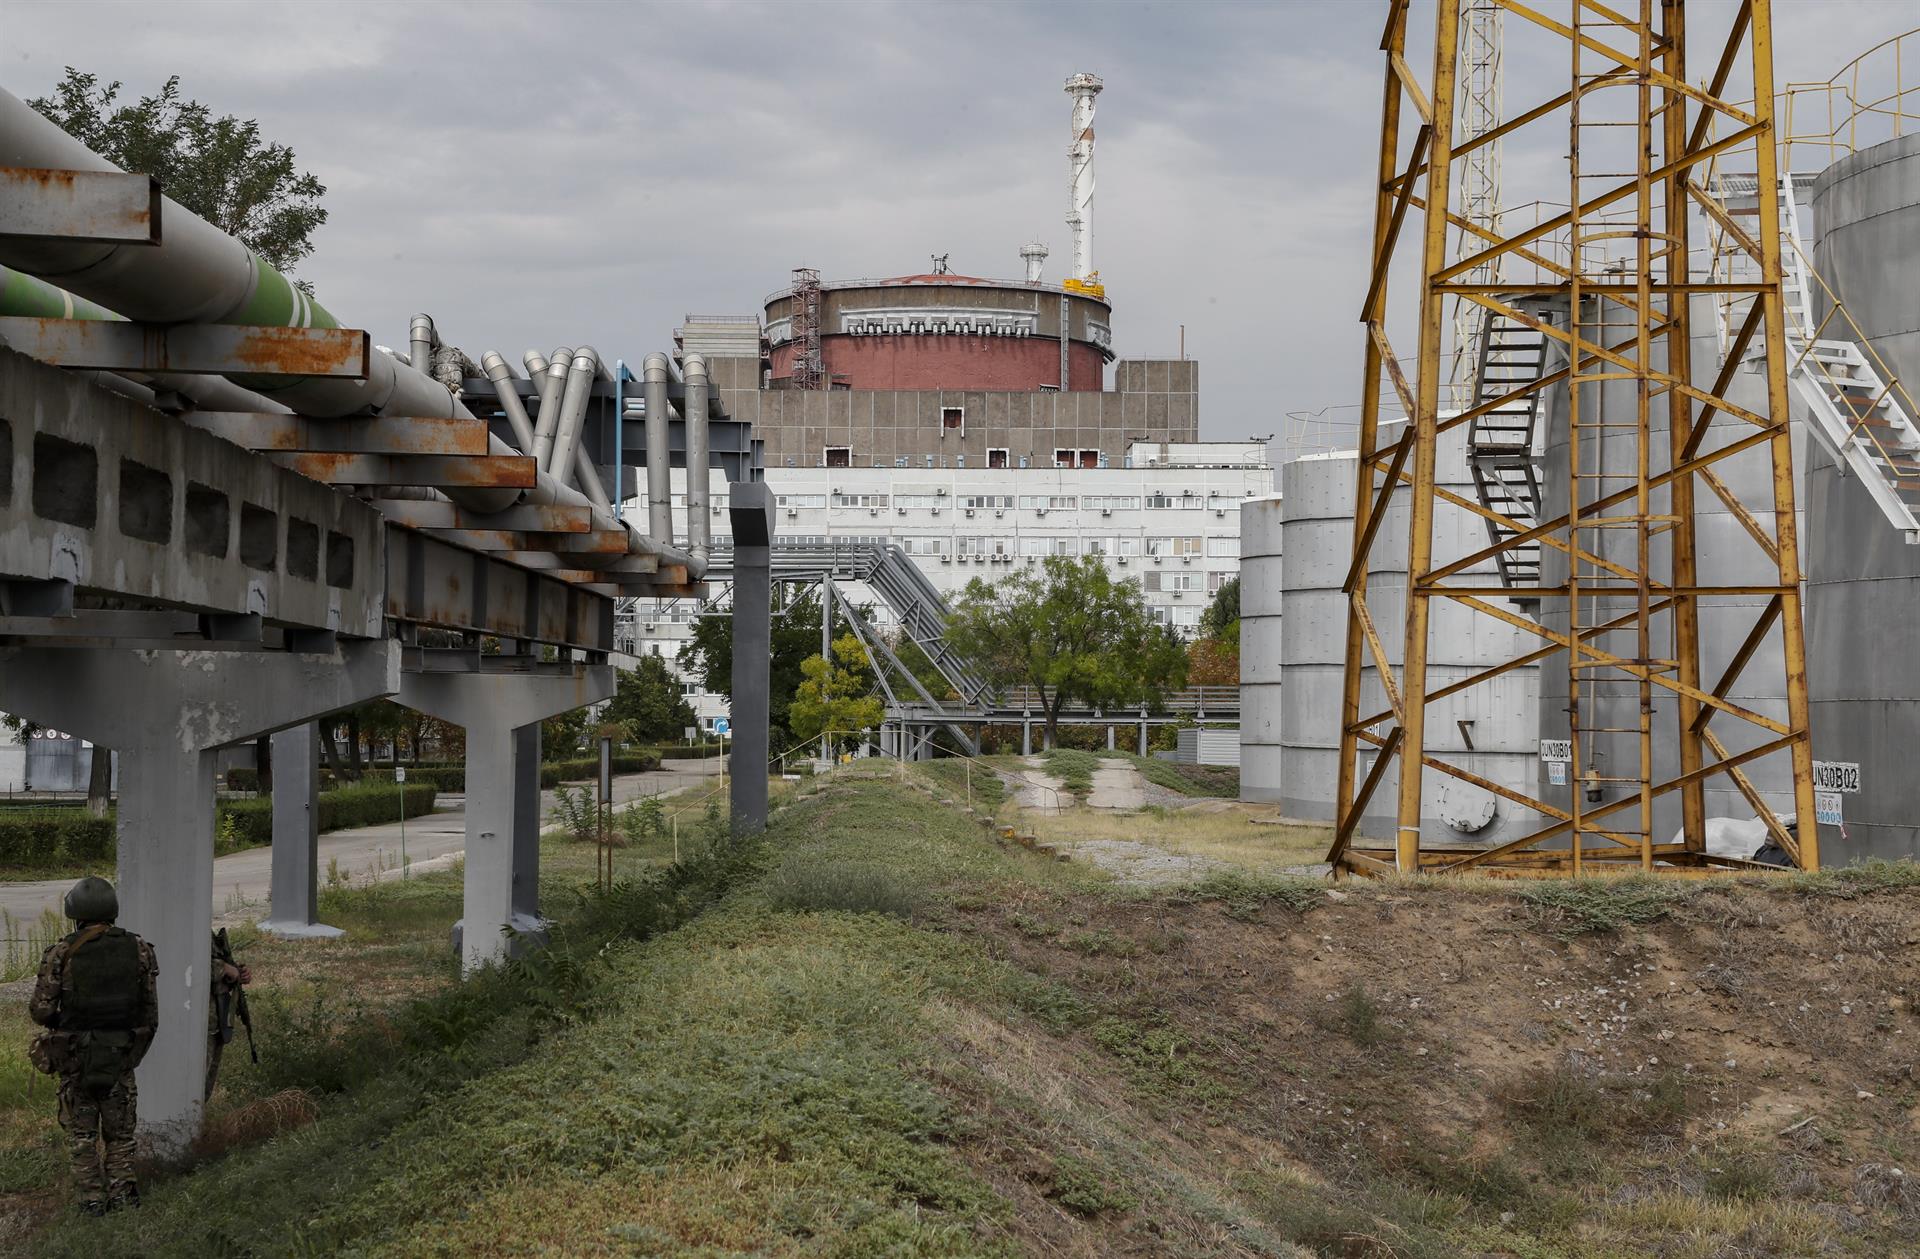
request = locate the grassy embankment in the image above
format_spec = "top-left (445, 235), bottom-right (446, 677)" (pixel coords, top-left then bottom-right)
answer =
top-left (10, 765), bottom-right (1920, 1256)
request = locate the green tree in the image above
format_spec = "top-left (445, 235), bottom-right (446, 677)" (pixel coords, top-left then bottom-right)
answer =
top-left (604, 654), bottom-right (696, 744)
top-left (30, 69), bottom-right (328, 280)
top-left (541, 709), bottom-right (590, 759)
top-left (683, 583), bottom-right (825, 754)
top-left (790, 634), bottom-right (885, 754)
top-left (947, 555), bottom-right (1187, 749)
top-left (1199, 576), bottom-right (1240, 642)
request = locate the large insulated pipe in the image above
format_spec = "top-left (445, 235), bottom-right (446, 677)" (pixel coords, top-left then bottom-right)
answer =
top-left (548, 347), bottom-right (598, 482)
top-left (409, 314), bottom-right (436, 382)
top-left (479, 351), bottom-right (538, 454)
top-left (683, 353), bottom-right (711, 561)
top-left (532, 348), bottom-right (571, 469)
top-left (642, 353), bottom-right (675, 543)
top-left (0, 87), bottom-right (521, 513)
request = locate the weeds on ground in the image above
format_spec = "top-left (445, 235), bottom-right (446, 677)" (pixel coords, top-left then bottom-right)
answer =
top-left (1127, 755), bottom-right (1240, 799)
top-left (550, 784), bottom-right (598, 843)
top-left (1333, 984), bottom-right (1389, 1047)
top-left (1, 906), bottom-right (64, 983)
top-left (1503, 1055), bottom-right (1692, 1174)
top-left (1783, 858), bottom-right (1920, 899)
top-left (1041, 748), bottom-right (1101, 799)
top-left (764, 858), bottom-right (920, 918)
top-left (1181, 869), bottom-right (1323, 918)
top-left (1515, 875), bottom-right (1694, 936)
top-left (1045, 1154), bottom-right (1139, 1216)
top-left (917, 759), bottom-right (1006, 812)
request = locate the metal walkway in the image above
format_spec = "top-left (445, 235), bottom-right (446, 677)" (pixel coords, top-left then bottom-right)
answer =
top-left (1465, 304), bottom-right (1553, 597)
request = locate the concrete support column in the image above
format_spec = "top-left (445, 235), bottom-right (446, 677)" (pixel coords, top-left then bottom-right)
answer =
top-left (0, 642), bottom-right (399, 1152)
top-left (728, 483), bottom-right (775, 837)
top-left (1107, 725), bottom-right (1116, 751)
top-left (400, 665), bottom-right (612, 974)
top-left (1139, 713), bottom-right (1149, 757)
top-left (1022, 720), bottom-right (1032, 756)
top-left (511, 723), bottom-right (542, 932)
top-left (259, 722), bottom-right (340, 938)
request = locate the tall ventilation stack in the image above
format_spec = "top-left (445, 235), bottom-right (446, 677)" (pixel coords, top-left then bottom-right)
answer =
top-left (1064, 73), bottom-right (1103, 289)
top-left (1020, 241), bottom-right (1049, 284)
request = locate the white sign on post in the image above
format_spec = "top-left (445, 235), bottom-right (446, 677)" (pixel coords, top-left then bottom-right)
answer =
top-left (1815, 791), bottom-right (1843, 826)
top-left (1539, 739), bottom-right (1573, 764)
top-left (1812, 761), bottom-right (1861, 794)
top-left (394, 766), bottom-right (406, 783)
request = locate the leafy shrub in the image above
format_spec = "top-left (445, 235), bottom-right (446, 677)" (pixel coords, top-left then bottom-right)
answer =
top-left (764, 859), bottom-right (920, 918)
top-left (551, 785), bottom-right (598, 843)
top-left (61, 816), bottom-right (113, 862)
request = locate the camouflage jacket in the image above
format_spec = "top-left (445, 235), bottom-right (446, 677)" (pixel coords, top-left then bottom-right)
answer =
top-left (28, 924), bottom-right (160, 1036)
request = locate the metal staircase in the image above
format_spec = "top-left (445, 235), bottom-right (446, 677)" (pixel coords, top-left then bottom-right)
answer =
top-left (686, 541), bottom-right (990, 752)
top-left (1465, 305), bottom-right (1551, 597)
top-left (1711, 174), bottom-right (1920, 543)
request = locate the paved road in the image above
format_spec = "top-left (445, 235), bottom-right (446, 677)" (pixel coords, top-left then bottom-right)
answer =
top-left (0, 758), bottom-right (723, 928)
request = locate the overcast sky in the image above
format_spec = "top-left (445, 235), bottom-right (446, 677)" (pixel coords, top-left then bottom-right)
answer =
top-left (3, 0), bottom-right (1904, 457)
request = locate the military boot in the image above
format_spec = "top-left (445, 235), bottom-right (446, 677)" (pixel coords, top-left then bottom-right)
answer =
top-left (80, 1200), bottom-right (108, 1217)
top-left (111, 1185), bottom-right (140, 1211)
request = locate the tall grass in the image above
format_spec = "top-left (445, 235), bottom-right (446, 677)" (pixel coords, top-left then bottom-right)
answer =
top-left (1, 906), bottom-right (65, 983)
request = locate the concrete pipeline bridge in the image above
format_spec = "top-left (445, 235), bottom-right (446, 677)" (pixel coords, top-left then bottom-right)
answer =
top-left (0, 87), bottom-right (779, 1150)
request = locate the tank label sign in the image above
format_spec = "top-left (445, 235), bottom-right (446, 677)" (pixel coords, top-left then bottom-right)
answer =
top-left (1815, 791), bottom-right (1844, 826)
top-left (1547, 761), bottom-right (1569, 787)
top-left (1812, 761), bottom-right (1861, 793)
top-left (1538, 739), bottom-right (1573, 764)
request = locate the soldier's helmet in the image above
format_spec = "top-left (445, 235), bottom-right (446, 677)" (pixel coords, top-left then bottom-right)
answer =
top-left (62, 876), bottom-right (118, 923)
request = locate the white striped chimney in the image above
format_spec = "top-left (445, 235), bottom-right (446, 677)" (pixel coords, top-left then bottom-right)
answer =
top-left (1064, 72), bottom-right (1103, 282)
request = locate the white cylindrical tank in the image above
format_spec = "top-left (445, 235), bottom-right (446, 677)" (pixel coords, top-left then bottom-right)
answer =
top-left (1535, 290), bottom-right (1805, 842)
top-left (1807, 131), bottom-right (1920, 861)
top-left (1239, 493), bottom-right (1284, 802)
top-left (1279, 425), bottom-right (1541, 843)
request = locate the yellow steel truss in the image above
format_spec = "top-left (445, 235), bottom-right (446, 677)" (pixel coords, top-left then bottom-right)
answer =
top-left (1333, 0), bottom-right (1816, 877)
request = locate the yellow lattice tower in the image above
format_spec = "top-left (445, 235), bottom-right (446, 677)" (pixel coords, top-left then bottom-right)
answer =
top-left (1332, 0), bottom-right (1816, 877)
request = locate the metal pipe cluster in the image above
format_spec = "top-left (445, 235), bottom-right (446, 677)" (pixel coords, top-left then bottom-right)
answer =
top-left (0, 85), bottom-right (709, 578)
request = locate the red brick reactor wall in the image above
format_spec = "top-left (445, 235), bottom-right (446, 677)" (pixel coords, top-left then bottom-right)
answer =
top-left (770, 336), bottom-right (1106, 391)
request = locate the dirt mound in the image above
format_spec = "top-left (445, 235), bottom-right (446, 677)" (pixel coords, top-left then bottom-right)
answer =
top-left (945, 869), bottom-right (1920, 1255)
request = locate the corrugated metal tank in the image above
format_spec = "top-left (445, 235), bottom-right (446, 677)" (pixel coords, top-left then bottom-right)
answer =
top-left (1238, 493), bottom-right (1283, 801)
top-left (1534, 288), bottom-right (1808, 841)
top-left (1278, 427), bottom-right (1542, 842)
top-left (1807, 131), bottom-right (1920, 860)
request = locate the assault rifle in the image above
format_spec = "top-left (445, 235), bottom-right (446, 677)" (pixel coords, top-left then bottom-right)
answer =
top-left (211, 927), bottom-right (258, 1065)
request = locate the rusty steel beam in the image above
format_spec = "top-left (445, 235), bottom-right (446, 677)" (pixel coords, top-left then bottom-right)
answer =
top-left (367, 498), bottom-right (594, 534)
top-left (0, 166), bottom-right (159, 245)
top-left (385, 528), bottom-right (613, 655)
top-left (494, 550), bottom-right (661, 574)
top-left (0, 316), bottom-right (369, 378)
top-left (270, 452), bottom-right (536, 489)
top-left (187, 412), bottom-right (490, 456)
top-left (426, 529), bottom-right (637, 557)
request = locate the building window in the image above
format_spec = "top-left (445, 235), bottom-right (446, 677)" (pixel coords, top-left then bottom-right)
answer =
top-left (941, 407), bottom-right (965, 436)
top-left (831, 492), bottom-right (889, 509)
top-left (960, 494), bottom-right (1013, 510)
top-left (776, 493), bottom-right (826, 509)
top-left (1148, 491), bottom-right (1201, 510)
top-left (1053, 449), bottom-right (1074, 468)
top-left (1078, 449), bottom-right (1099, 468)
top-left (988, 448), bottom-right (1009, 469)
top-left (1021, 536), bottom-right (1049, 557)
top-left (824, 447), bottom-right (852, 468)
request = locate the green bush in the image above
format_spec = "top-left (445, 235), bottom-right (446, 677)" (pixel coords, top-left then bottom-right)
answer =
top-left (0, 812), bottom-right (72, 866)
top-left (62, 816), bottom-right (114, 862)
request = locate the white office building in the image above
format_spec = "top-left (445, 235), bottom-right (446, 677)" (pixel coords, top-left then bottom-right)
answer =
top-left (619, 440), bottom-right (1273, 727)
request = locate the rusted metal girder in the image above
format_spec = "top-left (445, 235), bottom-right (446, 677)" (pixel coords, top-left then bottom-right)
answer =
top-left (423, 529), bottom-right (637, 556)
top-left (385, 527), bottom-right (613, 655)
top-left (0, 166), bottom-right (159, 245)
top-left (366, 498), bottom-right (595, 534)
top-left (269, 452), bottom-right (536, 489)
top-left (0, 316), bottom-right (369, 378)
top-left (187, 412), bottom-right (491, 456)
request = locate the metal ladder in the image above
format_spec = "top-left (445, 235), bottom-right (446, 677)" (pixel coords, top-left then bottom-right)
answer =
top-left (1466, 305), bottom-right (1549, 597)
top-left (1713, 174), bottom-right (1920, 543)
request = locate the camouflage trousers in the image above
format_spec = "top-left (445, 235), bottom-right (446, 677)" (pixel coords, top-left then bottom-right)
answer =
top-left (56, 1071), bottom-right (138, 1207)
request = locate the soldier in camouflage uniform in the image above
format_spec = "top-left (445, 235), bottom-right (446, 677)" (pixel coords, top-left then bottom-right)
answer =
top-left (28, 877), bottom-right (159, 1216)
